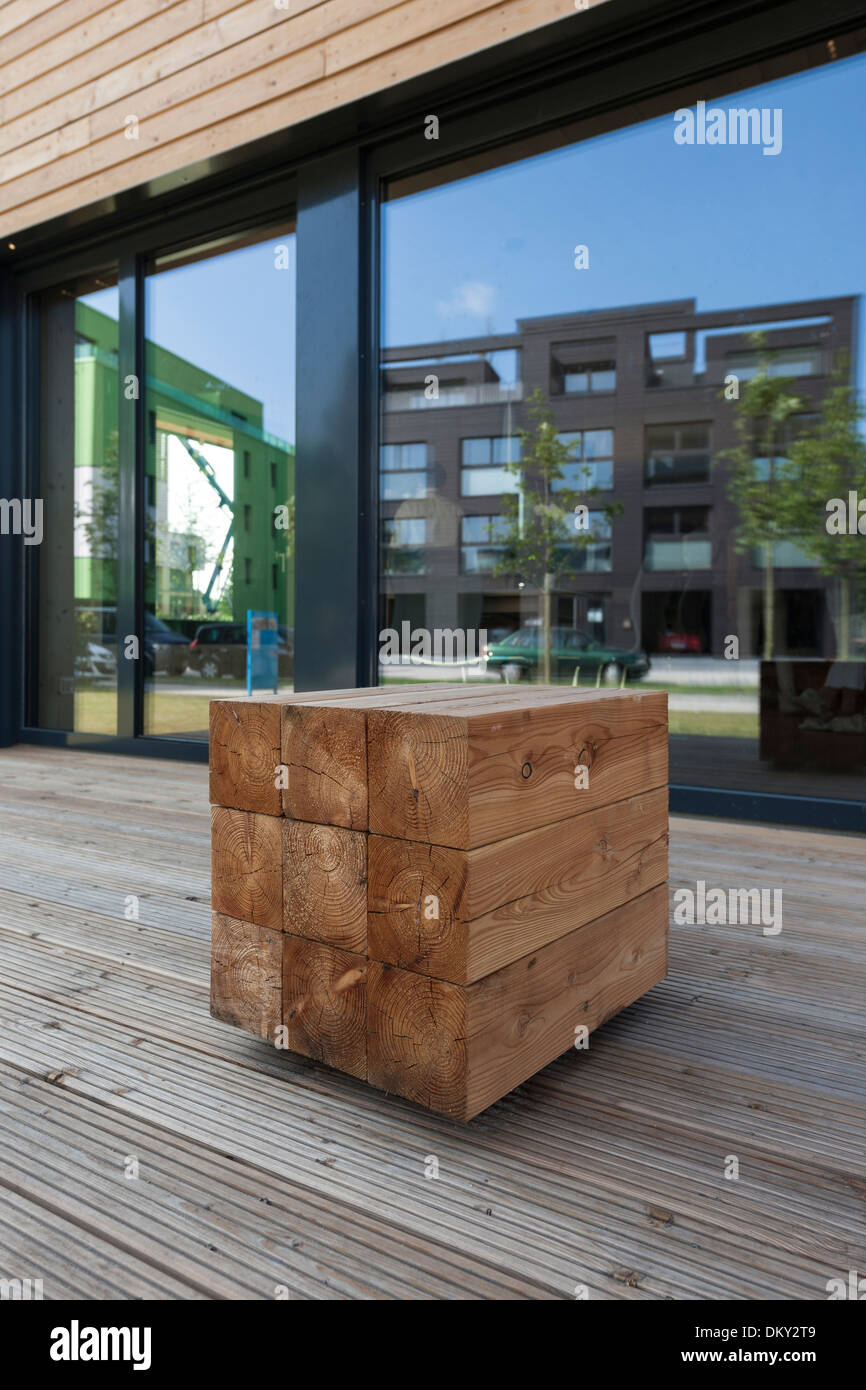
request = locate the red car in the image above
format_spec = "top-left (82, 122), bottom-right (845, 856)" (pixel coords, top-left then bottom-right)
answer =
top-left (658, 630), bottom-right (702, 654)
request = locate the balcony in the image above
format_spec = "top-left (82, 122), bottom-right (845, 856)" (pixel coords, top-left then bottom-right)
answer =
top-left (383, 382), bottom-right (523, 411)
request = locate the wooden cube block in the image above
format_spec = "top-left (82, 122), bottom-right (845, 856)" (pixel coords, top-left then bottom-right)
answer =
top-left (210, 911), bottom-right (282, 1040)
top-left (367, 689), bottom-right (667, 848)
top-left (278, 684), bottom-right (541, 828)
top-left (211, 805), bottom-right (282, 930)
top-left (210, 700), bottom-right (282, 816)
top-left (283, 820), bottom-right (367, 951)
top-left (368, 786), bottom-right (668, 983)
top-left (211, 683), bottom-right (469, 822)
top-left (367, 882), bottom-right (668, 1121)
top-left (283, 937), bottom-right (368, 1079)
top-left (281, 702), bottom-right (368, 828)
top-left (209, 684), bottom-right (670, 1120)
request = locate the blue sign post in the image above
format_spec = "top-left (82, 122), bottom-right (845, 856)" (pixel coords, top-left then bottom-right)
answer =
top-left (246, 611), bottom-right (279, 696)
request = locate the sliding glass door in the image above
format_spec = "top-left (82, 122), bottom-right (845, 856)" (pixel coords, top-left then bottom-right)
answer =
top-left (32, 271), bottom-right (120, 734)
top-left (143, 227), bottom-right (297, 739)
top-left (27, 215), bottom-right (297, 746)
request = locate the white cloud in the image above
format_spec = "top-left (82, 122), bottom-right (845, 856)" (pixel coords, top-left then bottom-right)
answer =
top-left (435, 280), bottom-right (496, 320)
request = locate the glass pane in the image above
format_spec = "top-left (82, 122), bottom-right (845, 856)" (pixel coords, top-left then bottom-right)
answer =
top-left (381, 442), bottom-right (427, 469)
top-left (590, 369), bottom-right (617, 392)
top-left (380, 471), bottom-right (428, 501)
top-left (144, 227), bottom-right (295, 738)
top-left (583, 429), bottom-right (614, 459)
top-left (491, 437), bottom-right (520, 465)
top-left (647, 426), bottom-right (676, 451)
top-left (555, 459), bottom-right (614, 492)
top-left (34, 272), bottom-right (119, 733)
top-left (460, 467), bottom-right (518, 497)
top-left (461, 438), bottom-right (492, 465)
top-left (379, 45), bottom-right (866, 804)
top-left (680, 423), bottom-right (710, 449)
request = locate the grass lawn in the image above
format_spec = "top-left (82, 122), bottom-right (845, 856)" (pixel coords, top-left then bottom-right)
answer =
top-left (73, 687), bottom-right (758, 741)
top-left (668, 710), bottom-right (759, 739)
top-left (75, 689), bottom-right (213, 737)
top-left (641, 681), bottom-right (757, 697)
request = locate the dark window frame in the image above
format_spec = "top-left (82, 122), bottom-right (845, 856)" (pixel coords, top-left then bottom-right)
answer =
top-left (11, 173), bottom-right (296, 758)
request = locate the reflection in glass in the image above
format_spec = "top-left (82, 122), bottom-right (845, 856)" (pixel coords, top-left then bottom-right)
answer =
top-left (379, 49), bottom-right (866, 801)
top-left (35, 274), bottom-right (120, 733)
top-left (143, 229), bottom-right (296, 738)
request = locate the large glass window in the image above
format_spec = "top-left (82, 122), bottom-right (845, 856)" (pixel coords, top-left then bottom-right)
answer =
top-left (460, 438), bottom-right (521, 496)
top-left (556, 430), bottom-right (614, 491)
top-left (380, 443), bottom-right (428, 500)
top-left (379, 46), bottom-right (866, 802)
top-left (33, 272), bottom-right (120, 734)
top-left (646, 423), bottom-right (711, 485)
top-left (382, 518), bottom-right (427, 575)
top-left (143, 227), bottom-right (295, 739)
top-left (461, 515), bottom-right (508, 573)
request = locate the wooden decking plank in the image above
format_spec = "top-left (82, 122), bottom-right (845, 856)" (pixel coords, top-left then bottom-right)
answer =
top-left (0, 1066), bottom-right (553, 1301)
top-left (0, 976), bottom-right (855, 1299)
top-left (0, 1185), bottom-right (204, 1300)
top-left (0, 745), bottom-right (862, 1301)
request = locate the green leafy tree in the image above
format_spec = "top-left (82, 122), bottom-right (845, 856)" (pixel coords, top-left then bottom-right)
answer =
top-left (786, 359), bottom-right (866, 659)
top-left (495, 388), bottom-right (622, 682)
top-left (716, 334), bottom-right (804, 659)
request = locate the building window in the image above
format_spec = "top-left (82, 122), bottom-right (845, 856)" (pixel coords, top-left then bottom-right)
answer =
top-left (649, 332), bottom-right (687, 361)
top-left (270, 461), bottom-right (277, 488)
top-left (460, 437), bottom-right (520, 496)
top-left (556, 513), bottom-right (613, 572)
top-left (244, 557), bottom-right (252, 584)
top-left (555, 430), bottom-right (614, 491)
top-left (243, 503), bottom-right (251, 531)
top-left (460, 515), bottom-right (508, 573)
top-left (380, 442), bottom-right (428, 500)
top-left (726, 346), bottom-right (822, 380)
top-left (644, 506), bottom-right (711, 570)
top-left (562, 360), bottom-right (616, 394)
top-left (382, 518), bottom-right (427, 574)
top-left (242, 450), bottom-right (250, 479)
top-left (646, 423), bottom-right (711, 485)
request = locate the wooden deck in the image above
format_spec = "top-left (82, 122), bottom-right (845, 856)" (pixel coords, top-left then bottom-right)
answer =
top-left (0, 745), bottom-right (863, 1300)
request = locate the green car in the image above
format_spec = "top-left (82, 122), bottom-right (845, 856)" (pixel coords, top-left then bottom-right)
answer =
top-left (483, 626), bottom-right (650, 685)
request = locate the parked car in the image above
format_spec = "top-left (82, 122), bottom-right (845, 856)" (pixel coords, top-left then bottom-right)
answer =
top-left (484, 626), bottom-right (650, 684)
top-left (75, 641), bottom-right (117, 680)
top-left (145, 612), bottom-right (190, 677)
top-left (76, 606), bottom-right (189, 677)
top-left (657, 629), bottom-right (702, 654)
top-left (188, 622), bottom-right (294, 680)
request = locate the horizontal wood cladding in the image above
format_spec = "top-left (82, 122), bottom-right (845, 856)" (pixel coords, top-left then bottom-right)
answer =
top-left (0, 0), bottom-right (592, 239)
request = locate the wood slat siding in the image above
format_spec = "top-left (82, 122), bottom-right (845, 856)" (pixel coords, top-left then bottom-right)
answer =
top-left (0, 0), bottom-right (599, 239)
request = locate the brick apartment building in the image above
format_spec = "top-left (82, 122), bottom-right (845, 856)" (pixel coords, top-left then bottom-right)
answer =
top-left (380, 295), bottom-right (857, 659)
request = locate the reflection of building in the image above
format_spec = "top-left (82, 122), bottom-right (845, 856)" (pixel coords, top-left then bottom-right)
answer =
top-left (381, 296), bottom-right (856, 657)
top-left (75, 302), bottom-right (294, 628)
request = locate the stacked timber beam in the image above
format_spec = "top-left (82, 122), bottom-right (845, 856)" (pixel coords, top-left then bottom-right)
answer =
top-left (209, 683), bottom-right (669, 1121)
